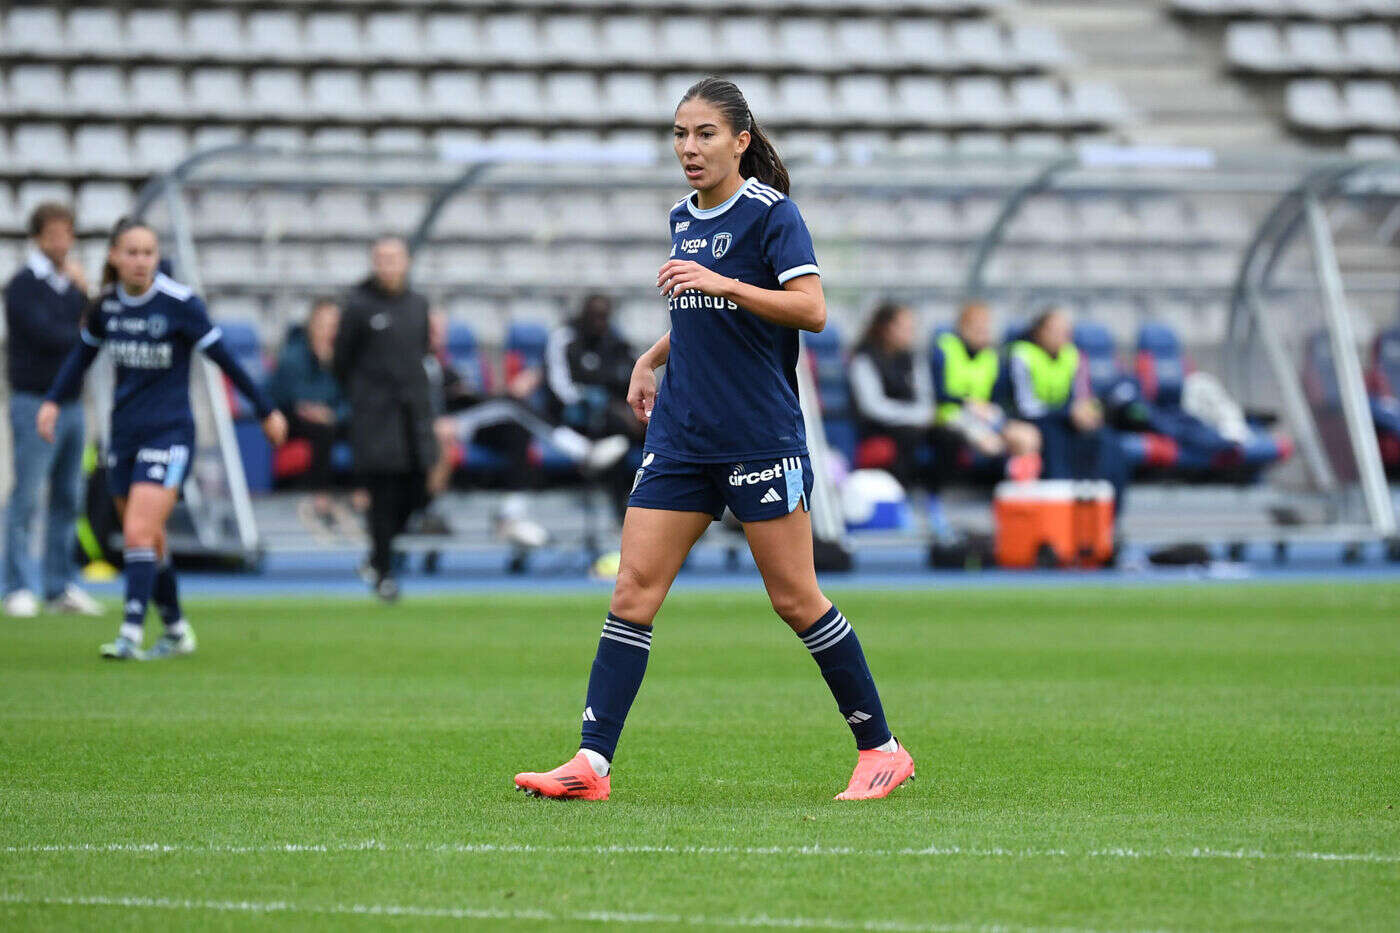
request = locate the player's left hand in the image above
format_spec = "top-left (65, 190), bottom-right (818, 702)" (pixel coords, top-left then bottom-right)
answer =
top-left (262, 410), bottom-right (289, 447)
top-left (657, 260), bottom-right (730, 299)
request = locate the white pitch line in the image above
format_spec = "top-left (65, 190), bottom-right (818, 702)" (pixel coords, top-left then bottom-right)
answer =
top-left (0, 893), bottom-right (1119, 933)
top-left (2, 841), bottom-right (1397, 864)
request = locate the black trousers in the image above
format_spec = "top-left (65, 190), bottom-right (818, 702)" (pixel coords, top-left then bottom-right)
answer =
top-left (364, 471), bottom-right (426, 579)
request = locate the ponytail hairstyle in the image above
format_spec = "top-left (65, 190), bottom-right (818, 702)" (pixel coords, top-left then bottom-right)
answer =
top-left (678, 76), bottom-right (790, 195)
top-left (99, 216), bottom-right (156, 292)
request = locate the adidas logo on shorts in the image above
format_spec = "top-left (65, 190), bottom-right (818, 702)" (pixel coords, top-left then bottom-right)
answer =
top-left (759, 488), bottom-right (782, 504)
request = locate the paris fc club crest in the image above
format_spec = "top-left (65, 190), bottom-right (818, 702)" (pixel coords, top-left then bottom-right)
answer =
top-left (711, 232), bottom-right (732, 259)
top-left (148, 314), bottom-right (167, 338)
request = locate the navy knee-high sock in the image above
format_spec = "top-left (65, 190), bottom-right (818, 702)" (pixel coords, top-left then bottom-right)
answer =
top-left (120, 547), bottom-right (157, 644)
top-left (579, 613), bottom-right (653, 762)
top-left (799, 605), bottom-right (893, 750)
top-left (154, 554), bottom-right (185, 634)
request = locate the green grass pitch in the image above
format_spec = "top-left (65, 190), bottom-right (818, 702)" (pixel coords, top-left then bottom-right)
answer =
top-left (1, 582), bottom-right (1397, 931)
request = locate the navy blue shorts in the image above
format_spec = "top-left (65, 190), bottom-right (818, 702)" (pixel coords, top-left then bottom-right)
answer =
top-left (107, 429), bottom-right (194, 499)
top-left (628, 451), bottom-right (813, 522)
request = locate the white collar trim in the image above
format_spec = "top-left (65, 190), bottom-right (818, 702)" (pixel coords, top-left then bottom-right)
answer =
top-left (26, 249), bottom-right (70, 293)
top-left (686, 177), bottom-right (753, 220)
top-left (117, 278), bottom-right (159, 307)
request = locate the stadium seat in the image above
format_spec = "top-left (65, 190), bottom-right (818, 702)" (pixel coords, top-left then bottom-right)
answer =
top-left (132, 126), bottom-right (190, 174)
top-left (304, 12), bottom-right (363, 61)
top-left (951, 20), bottom-right (1008, 70)
top-left (365, 12), bottom-right (423, 62)
top-left (776, 18), bottom-right (834, 68)
top-left (217, 321), bottom-right (266, 420)
top-left (601, 16), bottom-right (658, 65)
top-left (1344, 80), bottom-right (1400, 128)
top-left (6, 7), bottom-right (61, 53)
top-left (1288, 22), bottom-right (1346, 70)
top-left (1135, 322), bottom-right (1188, 407)
top-left (74, 182), bottom-right (132, 231)
top-left (66, 7), bottom-right (123, 55)
top-left (424, 13), bottom-right (480, 60)
top-left (12, 123), bottom-right (72, 173)
top-left (188, 10), bottom-right (246, 59)
top-left (249, 69), bottom-right (307, 117)
top-left (72, 124), bottom-right (131, 174)
top-left (9, 66), bottom-right (67, 113)
top-left (801, 324), bottom-right (855, 462)
top-left (1073, 321), bottom-right (1123, 398)
top-left (1287, 79), bottom-right (1348, 128)
top-left (130, 68), bottom-right (187, 117)
top-left (484, 13), bottom-right (540, 64)
top-left (1012, 77), bottom-right (1068, 125)
top-left (309, 70), bottom-right (364, 119)
top-left (659, 17), bottom-right (714, 62)
top-left (428, 72), bottom-right (484, 120)
top-left (894, 76), bottom-right (952, 124)
top-left (718, 17), bottom-right (776, 67)
top-left (1227, 22), bottom-right (1289, 71)
top-left (247, 10), bottom-right (304, 60)
top-left (369, 70), bottom-right (427, 120)
top-left (191, 69), bottom-right (249, 118)
top-left (1342, 24), bottom-right (1400, 71)
top-left (125, 8), bottom-right (184, 57)
top-left (953, 77), bottom-right (1012, 127)
top-left (539, 14), bottom-right (595, 64)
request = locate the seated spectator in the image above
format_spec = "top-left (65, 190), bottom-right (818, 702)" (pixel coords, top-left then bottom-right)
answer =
top-left (267, 297), bottom-right (351, 532)
top-left (848, 302), bottom-right (939, 490)
top-left (424, 310), bottom-right (628, 546)
top-left (931, 302), bottom-right (1041, 480)
top-left (545, 294), bottom-right (645, 518)
top-left (1006, 306), bottom-right (1128, 509)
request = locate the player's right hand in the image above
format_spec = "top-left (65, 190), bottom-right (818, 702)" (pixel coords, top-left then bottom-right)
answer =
top-left (628, 361), bottom-right (657, 424)
top-left (35, 401), bottom-right (59, 443)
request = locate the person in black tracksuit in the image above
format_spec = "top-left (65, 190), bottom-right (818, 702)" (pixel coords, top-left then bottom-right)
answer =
top-left (544, 294), bottom-right (643, 517)
top-left (333, 237), bottom-right (437, 601)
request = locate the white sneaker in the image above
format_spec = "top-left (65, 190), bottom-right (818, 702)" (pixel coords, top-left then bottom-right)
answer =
top-left (584, 435), bottom-right (631, 472)
top-left (47, 584), bottom-right (104, 616)
top-left (3, 590), bottom-right (39, 618)
top-left (498, 517), bottom-right (550, 550)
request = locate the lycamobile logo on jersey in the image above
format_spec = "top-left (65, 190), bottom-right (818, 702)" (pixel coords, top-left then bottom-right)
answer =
top-left (680, 237), bottom-right (708, 253)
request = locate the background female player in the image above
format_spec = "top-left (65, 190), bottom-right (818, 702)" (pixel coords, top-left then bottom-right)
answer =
top-left (39, 218), bottom-right (287, 660)
top-left (515, 77), bottom-right (915, 802)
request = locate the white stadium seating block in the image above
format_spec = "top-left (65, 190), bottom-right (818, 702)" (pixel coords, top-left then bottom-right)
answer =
top-left (13, 124), bottom-right (72, 172)
top-left (304, 12), bottom-right (363, 60)
top-left (1226, 22), bottom-right (1288, 71)
top-left (191, 69), bottom-right (249, 117)
top-left (72, 124), bottom-right (131, 173)
top-left (66, 7), bottom-right (123, 54)
top-left (246, 11), bottom-right (303, 59)
top-left (365, 13), bottom-right (424, 62)
top-left (188, 10), bottom-right (246, 58)
top-left (424, 14), bottom-right (480, 60)
top-left (125, 8), bottom-right (185, 57)
top-left (6, 8), bottom-right (62, 53)
top-left (75, 182), bottom-right (133, 230)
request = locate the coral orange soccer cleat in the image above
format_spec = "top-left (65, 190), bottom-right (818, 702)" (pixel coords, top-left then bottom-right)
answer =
top-left (514, 752), bottom-right (611, 801)
top-left (835, 741), bottom-right (916, 800)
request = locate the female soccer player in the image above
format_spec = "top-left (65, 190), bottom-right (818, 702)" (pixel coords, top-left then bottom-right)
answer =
top-left (38, 218), bottom-right (287, 660)
top-left (515, 77), bottom-right (915, 801)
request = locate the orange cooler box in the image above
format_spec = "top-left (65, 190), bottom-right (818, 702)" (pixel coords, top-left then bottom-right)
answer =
top-left (993, 480), bottom-right (1115, 569)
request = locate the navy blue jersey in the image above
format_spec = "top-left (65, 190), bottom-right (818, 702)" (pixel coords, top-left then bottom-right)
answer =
top-left (49, 273), bottom-right (273, 452)
top-left (646, 177), bottom-right (820, 463)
